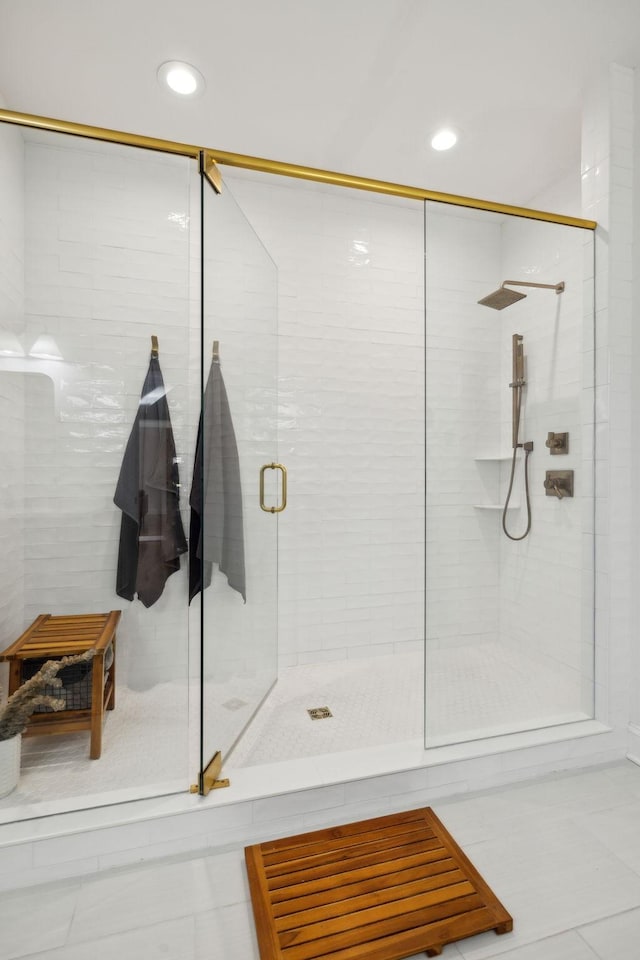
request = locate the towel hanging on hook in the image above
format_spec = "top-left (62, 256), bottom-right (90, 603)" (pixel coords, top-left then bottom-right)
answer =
top-left (189, 341), bottom-right (246, 603)
top-left (113, 339), bottom-right (187, 607)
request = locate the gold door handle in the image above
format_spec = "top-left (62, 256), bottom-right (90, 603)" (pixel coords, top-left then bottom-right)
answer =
top-left (260, 463), bottom-right (287, 513)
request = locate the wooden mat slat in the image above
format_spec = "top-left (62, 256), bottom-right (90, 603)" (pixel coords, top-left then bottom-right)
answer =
top-left (265, 830), bottom-right (440, 878)
top-left (279, 881), bottom-right (475, 948)
top-left (261, 809), bottom-right (428, 858)
top-left (271, 859), bottom-right (458, 918)
top-left (269, 848), bottom-right (450, 901)
top-left (246, 807), bottom-right (512, 960)
top-left (300, 907), bottom-right (494, 960)
top-left (268, 837), bottom-right (445, 890)
top-left (275, 868), bottom-right (467, 931)
top-left (280, 893), bottom-right (485, 960)
top-left (263, 820), bottom-right (434, 869)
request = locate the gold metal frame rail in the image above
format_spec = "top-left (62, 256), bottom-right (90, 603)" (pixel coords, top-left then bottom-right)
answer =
top-left (0, 108), bottom-right (596, 230)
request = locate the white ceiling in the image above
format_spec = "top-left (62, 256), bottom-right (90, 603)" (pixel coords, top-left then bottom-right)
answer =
top-left (1, 0), bottom-right (640, 212)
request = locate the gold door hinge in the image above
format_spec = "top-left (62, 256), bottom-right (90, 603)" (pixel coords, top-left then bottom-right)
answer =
top-left (190, 751), bottom-right (230, 795)
top-left (200, 150), bottom-right (223, 194)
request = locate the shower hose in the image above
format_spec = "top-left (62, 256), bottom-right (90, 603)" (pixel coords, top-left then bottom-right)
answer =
top-left (502, 386), bottom-right (532, 541)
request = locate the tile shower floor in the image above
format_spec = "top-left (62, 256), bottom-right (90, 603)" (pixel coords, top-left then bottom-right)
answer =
top-left (229, 642), bottom-right (589, 767)
top-left (0, 682), bottom-right (191, 823)
top-left (5, 760), bottom-right (640, 959)
top-left (0, 641), bottom-right (589, 820)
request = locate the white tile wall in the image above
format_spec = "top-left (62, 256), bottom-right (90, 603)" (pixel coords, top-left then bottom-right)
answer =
top-left (423, 202), bottom-right (593, 743)
top-left (0, 130), bottom-right (198, 810)
top-left (224, 173), bottom-right (425, 667)
top-left (21, 134), bottom-right (196, 691)
top-left (498, 216), bottom-right (594, 717)
top-left (424, 207), bottom-right (502, 647)
top-left (0, 117), bottom-right (26, 674)
top-left (197, 182), bottom-right (280, 761)
top-left (582, 65), bottom-right (635, 745)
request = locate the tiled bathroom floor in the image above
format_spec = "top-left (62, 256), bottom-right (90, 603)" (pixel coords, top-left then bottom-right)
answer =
top-left (230, 642), bottom-right (589, 767)
top-left (4, 760), bottom-right (640, 959)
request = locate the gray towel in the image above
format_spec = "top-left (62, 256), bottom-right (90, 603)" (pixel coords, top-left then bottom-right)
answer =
top-left (114, 355), bottom-right (187, 607)
top-left (189, 359), bottom-right (246, 602)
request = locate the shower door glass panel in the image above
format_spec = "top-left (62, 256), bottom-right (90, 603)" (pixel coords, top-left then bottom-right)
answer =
top-left (0, 123), bottom-right (194, 824)
top-left (424, 200), bottom-right (595, 747)
top-left (199, 173), bottom-right (278, 780)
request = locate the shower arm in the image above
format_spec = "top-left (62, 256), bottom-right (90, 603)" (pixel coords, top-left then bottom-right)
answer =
top-left (502, 280), bottom-right (565, 294)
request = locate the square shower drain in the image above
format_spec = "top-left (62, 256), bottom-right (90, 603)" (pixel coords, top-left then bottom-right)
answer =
top-left (307, 706), bottom-right (333, 720)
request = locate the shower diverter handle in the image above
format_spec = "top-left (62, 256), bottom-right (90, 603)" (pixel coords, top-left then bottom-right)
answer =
top-left (544, 470), bottom-right (574, 499)
top-left (544, 479), bottom-right (566, 499)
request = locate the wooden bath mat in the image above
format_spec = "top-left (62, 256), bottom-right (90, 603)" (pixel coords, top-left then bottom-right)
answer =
top-left (245, 806), bottom-right (512, 959)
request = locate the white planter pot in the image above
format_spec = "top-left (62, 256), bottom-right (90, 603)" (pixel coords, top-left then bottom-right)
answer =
top-left (0, 733), bottom-right (21, 798)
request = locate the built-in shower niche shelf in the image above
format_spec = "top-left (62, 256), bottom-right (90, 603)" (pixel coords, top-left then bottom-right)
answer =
top-left (473, 503), bottom-right (520, 510)
top-left (474, 454), bottom-right (514, 462)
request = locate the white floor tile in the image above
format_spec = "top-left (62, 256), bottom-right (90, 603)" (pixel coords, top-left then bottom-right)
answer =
top-left (10, 917), bottom-right (195, 960)
top-left (66, 856), bottom-right (221, 943)
top-left (453, 818), bottom-right (640, 957)
top-left (0, 880), bottom-right (80, 960)
top-left (194, 901), bottom-right (259, 960)
top-left (578, 907), bottom-right (640, 957)
top-left (466, 930), bottom-right (600, 959)
top-left (577, 800), bottom-right (640, 873)
top-left (7, 761), bottom-right (640, 960)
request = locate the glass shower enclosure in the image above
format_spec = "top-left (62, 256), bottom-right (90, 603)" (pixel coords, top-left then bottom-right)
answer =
top-left (0, 118), bottom-right (281, 819)
top-left (198, 169), bottom-right (279, 792)
top-left (0, 107), bottom-right (598, 827)
top-left (423, 201), bottom-right (595, 748)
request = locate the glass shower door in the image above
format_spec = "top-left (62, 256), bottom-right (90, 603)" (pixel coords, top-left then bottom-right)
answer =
top-left (196, 163), bottom-right (279, 792)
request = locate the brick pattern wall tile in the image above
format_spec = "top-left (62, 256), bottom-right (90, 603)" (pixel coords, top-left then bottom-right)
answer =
top-left (226, 175), bottom-right (425, 667)
top-left (0, 120), bottom-right (26, 670)
top-left (22, 137), bottom-right (196, 688)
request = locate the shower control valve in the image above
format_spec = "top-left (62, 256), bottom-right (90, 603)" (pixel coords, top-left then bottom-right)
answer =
top-left (545, 431), bottom-right (569, 454)
top-left (544, 470), bottom-right (574, 499)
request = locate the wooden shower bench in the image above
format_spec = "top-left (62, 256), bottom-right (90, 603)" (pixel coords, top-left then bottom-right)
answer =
top-left (0, 611), bottom-right (121, 759)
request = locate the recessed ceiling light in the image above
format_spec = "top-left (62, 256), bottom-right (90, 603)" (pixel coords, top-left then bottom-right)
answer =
top-left (157, 60), bottom-right (205, 98)
top-left (431, 128), bottom-right (458, 151)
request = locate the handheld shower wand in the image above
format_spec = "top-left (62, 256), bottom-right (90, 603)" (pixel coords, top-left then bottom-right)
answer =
top-left (477, 279), bottom-right (565, 540)
top-left (502, 334), bottom-right (533, 541)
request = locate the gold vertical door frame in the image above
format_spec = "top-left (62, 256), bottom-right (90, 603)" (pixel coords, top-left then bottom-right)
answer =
top-left (0, 108), bottom-right (596, 229)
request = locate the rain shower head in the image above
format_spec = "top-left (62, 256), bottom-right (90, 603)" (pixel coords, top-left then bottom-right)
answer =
top-left (478, 280), bottom-right (565, 310)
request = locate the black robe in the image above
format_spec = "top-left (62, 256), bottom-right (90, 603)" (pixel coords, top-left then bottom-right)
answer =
top-left (114, 355), bottom-right (187, 607)
top-left (189, 359), bottom-right (246, 603)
